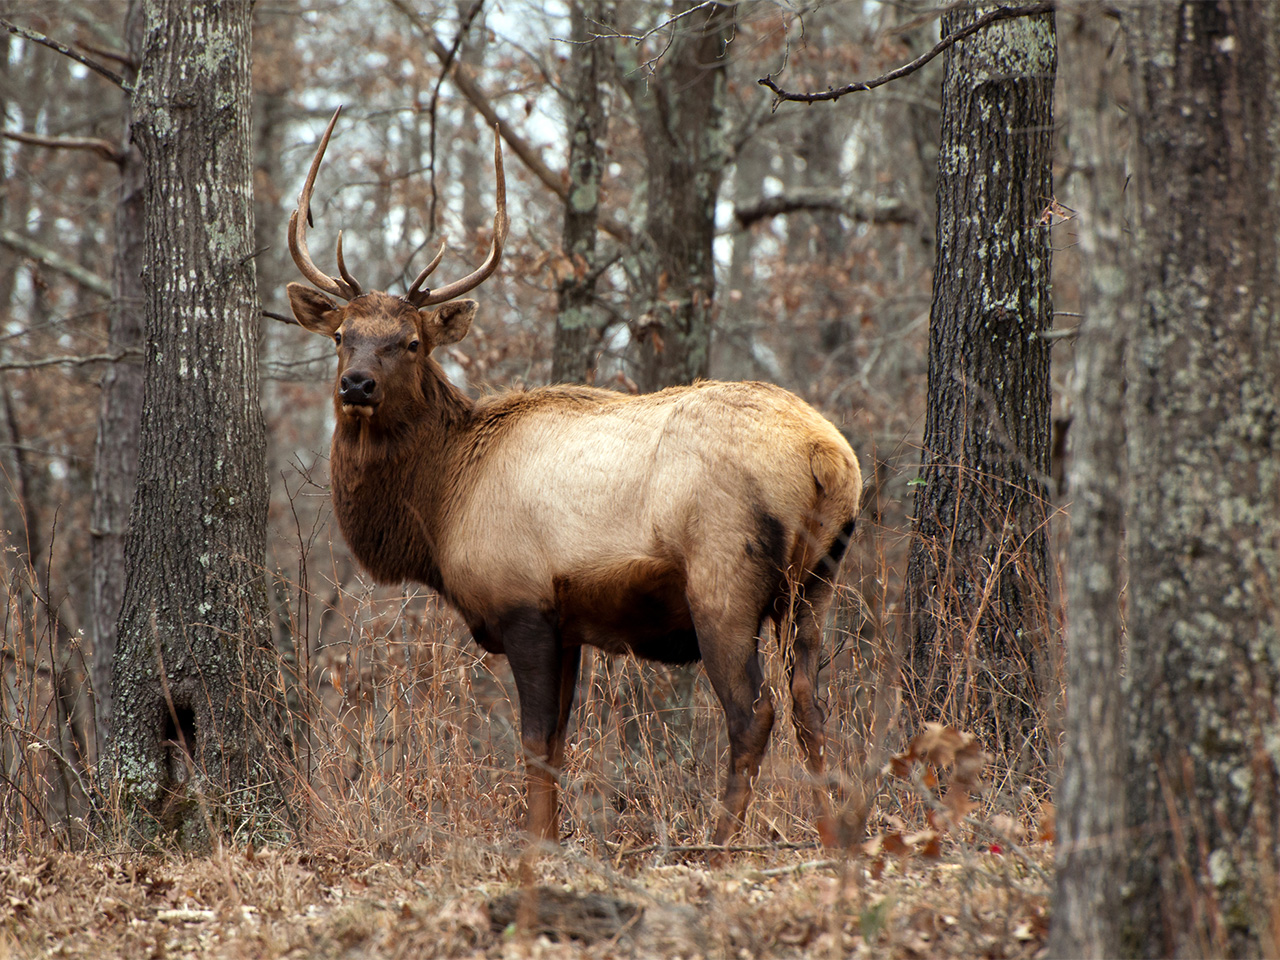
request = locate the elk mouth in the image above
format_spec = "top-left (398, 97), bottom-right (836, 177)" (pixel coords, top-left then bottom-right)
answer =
top-left (340, 401), bottom-right (377, 418)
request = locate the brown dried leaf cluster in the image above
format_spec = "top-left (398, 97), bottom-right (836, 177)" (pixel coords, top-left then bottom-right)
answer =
top-left (845, 723), bottom-right (996, 876)
top-left (890, 723), bottom-right (990, 827)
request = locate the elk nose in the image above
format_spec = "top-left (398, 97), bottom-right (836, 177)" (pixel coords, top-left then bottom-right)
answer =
top-left (340, 372), bottom-right (377, 403)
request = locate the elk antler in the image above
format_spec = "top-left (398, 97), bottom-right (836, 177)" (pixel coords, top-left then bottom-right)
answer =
top-left (404, 126), bottom-right (508, 308)
top-left (288, 106), bottom-right (363, 301)
top-left (404, 239), bottom-right (448, 302)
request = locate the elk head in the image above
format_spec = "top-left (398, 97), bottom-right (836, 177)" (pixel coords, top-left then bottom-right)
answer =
top-left (285, 106), bottom-right (508, 423)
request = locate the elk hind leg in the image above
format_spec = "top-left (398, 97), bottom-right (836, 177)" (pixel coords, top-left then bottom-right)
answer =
top-left (787, 517), bottom-right (854, 844)
top-left (696, 610), bottom-right (776, 847)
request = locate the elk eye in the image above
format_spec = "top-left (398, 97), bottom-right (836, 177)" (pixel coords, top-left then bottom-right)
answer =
top-left (333, 331), bottom-right (343, 346)
top-left (407, 339), bottom-right (420, 353)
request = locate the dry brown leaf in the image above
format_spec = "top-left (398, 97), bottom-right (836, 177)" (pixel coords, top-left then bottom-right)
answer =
top-left (941, 788), bottom-right (978, 825)
top-left (1036, 802), bottom-right (1057, 843)
top-left (917, 836), bottom-right (943, 860)
top-left (882, 832), bottom-right (909, 858)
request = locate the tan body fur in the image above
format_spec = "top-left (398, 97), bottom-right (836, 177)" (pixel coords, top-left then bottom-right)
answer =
top-left (339, 378), bottom-right (859, 641)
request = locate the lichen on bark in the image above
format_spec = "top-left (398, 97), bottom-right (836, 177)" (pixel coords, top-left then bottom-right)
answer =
top-left (903, 1), bottom-right (1057, 765)
top-left (1117, 3), bottom-right (1280, 955)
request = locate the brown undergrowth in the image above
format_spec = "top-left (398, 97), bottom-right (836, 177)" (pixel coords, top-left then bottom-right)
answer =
top-left (1, 493), bottom-right (1057, 958)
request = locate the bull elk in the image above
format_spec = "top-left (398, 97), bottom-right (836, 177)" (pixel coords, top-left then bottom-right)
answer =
top-left (285, 107), bottom-right (863, 847)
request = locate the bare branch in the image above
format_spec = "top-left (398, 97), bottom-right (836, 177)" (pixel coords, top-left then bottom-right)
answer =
top-left (587, 0), bottom-right (720, 43)
top-left (0, 351), bottom-right (140, 372)
top-left (425, 0), bottom-right (486, 234)
top-left (611, 839), bottom-right (818, 858)
top-left (2, 130), bottom-right (123, 164)
top-left (1030, 326), bottom-right (1078, 341)
top-left (387, 0), bottom-right (634, 246)
top-left (388, 0), bottom-right (564, 199)
top-left (759, 2), bottom-right (1055, 107)
top-left (74, 39), bottom-right (137, 71)
top-left (0, 228), bottom-right (112, 296)
top-left (0, 16), bottom-right (130, 91)
top-left (734, 189), bottom-right (920, 230)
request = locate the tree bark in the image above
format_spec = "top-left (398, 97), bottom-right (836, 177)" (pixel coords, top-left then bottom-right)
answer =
top-left (1047, 5), bottom-right (1129, 956)
top-left (551, 0), bottom-right (608, 385)
top-left (902, 3), bottom-right (1057, 764)
top-left (1118, 4), bottom-right (1280, 955)
top-left (105, 0), bottom-right (287, 846)
top-left (619, 1), bottom-right (733, 390)
top-left (89, 0), bottom-right (146, 753)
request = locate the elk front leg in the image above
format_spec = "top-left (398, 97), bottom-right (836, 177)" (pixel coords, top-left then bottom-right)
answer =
top-left (502, 609), bottom-right (579, 842)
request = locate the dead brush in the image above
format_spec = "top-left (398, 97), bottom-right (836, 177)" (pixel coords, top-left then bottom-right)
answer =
top-left (0, 444), bottom-right (1070, 958)
top-left (0, 531), bottom-right (96, 855)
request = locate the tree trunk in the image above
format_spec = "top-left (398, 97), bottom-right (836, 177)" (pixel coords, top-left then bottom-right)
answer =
top-left (619, 1), bottom-right (732, 390)
top-left (797, 91), bottom-right (848, 362)
top-left (902, 3), bottom-right (1056, 765)
top-left (105, 0), bottom-right (288, 846)
top-left (90, 0), bottom-right (146, 752)
top-left (1047, 6), bottom-right (1130, 956)
top-left (551, 0), bottom-right (608, 385)
top-left (1118, 4), bottom-right (1280, 955)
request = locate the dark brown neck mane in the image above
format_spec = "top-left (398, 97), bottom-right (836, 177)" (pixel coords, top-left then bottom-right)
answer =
top-left (328, 356), bottom-right (477, 595)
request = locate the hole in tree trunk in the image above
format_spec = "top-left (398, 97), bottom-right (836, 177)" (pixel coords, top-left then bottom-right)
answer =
top-left (162, 705), bottom-right (197, 783)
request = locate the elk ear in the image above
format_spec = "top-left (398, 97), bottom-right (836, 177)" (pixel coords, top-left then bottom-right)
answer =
top-left (423, 299), bottom-right (478, 346)
top-left (287, 282), bottom-right (343, 336)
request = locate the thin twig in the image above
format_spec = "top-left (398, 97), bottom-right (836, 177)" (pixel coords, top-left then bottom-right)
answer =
top-left (0, 16), bottom-right (130, 91)
top-left (750, 858), bottom-right (843, 878)
top-left (611, 839), bottom-right (819, 858)
top-left (590, 0), bottom-right (719, 44)
top-left (759, 2), bottom-right (1055, 108)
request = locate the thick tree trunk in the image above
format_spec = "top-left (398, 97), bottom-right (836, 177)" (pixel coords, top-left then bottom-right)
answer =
top-left (1118, 4), bottom-right (1280, 956)
top-left (105, 0), bottom-right (287, 846)
top-left (902, 4), bottom-right (1056, 765)
top-left (797, 97), bottom-right (847, 362)
top-left (90, 0), bottom-right (146, 751)
top-left (620, 1), bottom-right (732, 390)
top-left (1047, 6), bottom-right (1130, 956)
top-left (551, 0), bottom-right (608, 385)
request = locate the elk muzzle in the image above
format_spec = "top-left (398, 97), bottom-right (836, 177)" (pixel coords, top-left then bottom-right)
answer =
top-left (339, 370), bottom-right (378, 410)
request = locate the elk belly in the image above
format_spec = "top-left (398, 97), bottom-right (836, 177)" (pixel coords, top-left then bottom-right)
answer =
top-left (552, 557), bottom-right (700, 664)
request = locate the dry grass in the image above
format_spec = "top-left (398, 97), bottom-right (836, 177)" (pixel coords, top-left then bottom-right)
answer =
top-left (1, 508), bottom-right (1057, 958)
top-left (0, 833), bottom-right (1052, 958)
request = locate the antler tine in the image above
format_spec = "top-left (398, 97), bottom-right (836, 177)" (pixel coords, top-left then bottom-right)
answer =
top-left (408, 126), bottom-right (508, 308)
top-left (335, 231), bottom-right (363, 298)
top-left (404, 239), bottom-right (448, 302)
top-left (288, 105), bottom-right (361, 301)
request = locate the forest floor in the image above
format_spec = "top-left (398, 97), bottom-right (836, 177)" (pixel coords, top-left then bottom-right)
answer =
top-left (0, 834), bottom-right (1051, 959)
top-left (2, 588), bottom-right (1057, 958)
